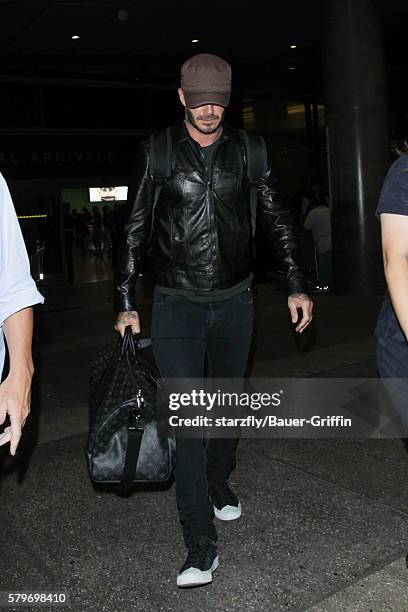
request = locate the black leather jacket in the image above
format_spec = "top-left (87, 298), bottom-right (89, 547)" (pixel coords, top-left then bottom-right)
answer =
top-left (114, 119), bottom-right (306, 312)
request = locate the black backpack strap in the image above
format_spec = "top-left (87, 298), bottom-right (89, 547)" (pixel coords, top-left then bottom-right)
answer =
top-left (240, 130), bottom-right (268, 238)
top-left (147, 126), bottom-right (173, 245)
top-left (149, 126), bottom-right (173, 181)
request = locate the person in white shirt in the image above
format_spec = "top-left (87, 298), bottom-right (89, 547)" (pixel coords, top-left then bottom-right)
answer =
top-left (0, 173), bottom-right (44, 455)
top-left (304, 193), bottom-right (333, 290)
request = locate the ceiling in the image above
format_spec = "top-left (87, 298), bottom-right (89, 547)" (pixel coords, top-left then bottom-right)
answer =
top-left (0, 0), bottom-right (322, 58)
top-left (0, 0), bottom-right (407, 108)
top-left (1, 0), bottom-right (408, 61)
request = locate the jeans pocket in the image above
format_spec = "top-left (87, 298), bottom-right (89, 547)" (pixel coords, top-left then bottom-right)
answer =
top-left (153, 292), bottom-right (184, 308)
top-left (153, 291), bottom-right (166, 307)
top-left (237, 288), bottom-right (253, 304)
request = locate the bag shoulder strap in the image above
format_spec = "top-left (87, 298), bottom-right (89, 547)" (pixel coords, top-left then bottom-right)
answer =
top-left (239, 130), bottom-right (268, 237)
top-left (146, 126), bottom-right (173, 245)
top-left (120, 391), bottom-right (144, 493)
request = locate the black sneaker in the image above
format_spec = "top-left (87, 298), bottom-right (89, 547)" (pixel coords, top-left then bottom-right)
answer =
top-left (177, 535), bottom-right (219, 588)
top-left (209, 481), bottom-right (242, 521)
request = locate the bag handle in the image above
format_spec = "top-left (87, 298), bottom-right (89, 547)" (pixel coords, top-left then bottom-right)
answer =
top-left (120, 327), bottom-right (152, 357)
top-left (120, 325), bottom-right (139, 360)
top-left (90, 328), bottom-right (151, 402)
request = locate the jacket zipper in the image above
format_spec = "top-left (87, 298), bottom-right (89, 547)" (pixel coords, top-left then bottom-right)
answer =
top-left (207, 145), bottom-right (218, 286)
top-left (197, 138), bottom-right (220, 285)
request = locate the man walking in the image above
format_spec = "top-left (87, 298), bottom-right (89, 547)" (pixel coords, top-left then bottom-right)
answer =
top-left (114, 53), bottom-right (313, 588)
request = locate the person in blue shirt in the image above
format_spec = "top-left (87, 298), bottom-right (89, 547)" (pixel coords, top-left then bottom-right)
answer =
top-left (375, 146), bottom-right (408, 427)
top-left (0, 173), bottom-right (44, 455)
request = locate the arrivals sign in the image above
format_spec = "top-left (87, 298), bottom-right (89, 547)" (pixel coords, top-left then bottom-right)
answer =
top-left (0, 134), bottom-right (148, 179)
top-left (0, 151), bottom-right (116, 165)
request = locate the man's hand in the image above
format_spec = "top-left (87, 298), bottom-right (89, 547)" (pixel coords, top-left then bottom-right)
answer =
top-left (288, 292), bottom-right (314, 333)
top-left (0, 370), bottom-right (32, 455)
top-left (115, 311), bottom-right (140, 336)
top-left (1, 307), bottom-right (35, 455)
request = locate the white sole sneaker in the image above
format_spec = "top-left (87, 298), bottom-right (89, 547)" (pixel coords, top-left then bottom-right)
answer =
top-left (177, 555), bottom-right (219, 588)
top-left (213, 501), bottom-right (242, 521)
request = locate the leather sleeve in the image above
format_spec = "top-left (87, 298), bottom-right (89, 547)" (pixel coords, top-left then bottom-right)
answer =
top-left (256, 159), bottom-right (307, 296)
top-left (113, 141), bottom-right (155, 313)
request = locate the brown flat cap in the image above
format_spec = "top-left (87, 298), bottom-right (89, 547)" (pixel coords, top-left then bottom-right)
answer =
top-left (181, 53), bottom-right (232, 108)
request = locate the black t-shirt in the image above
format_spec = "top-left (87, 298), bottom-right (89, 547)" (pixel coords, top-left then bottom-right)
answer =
top-left (201, 138), bottom-right (220, 177)
top-left (376, 155), bottom-right (408, 339)
top-left (376, 155), bottom-right (408, 218)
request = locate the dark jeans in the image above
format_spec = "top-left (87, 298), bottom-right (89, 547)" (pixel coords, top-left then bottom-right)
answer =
top-left (151, 288), bottom-right (254, 547)
top-left (375, 316), bottom-right (408, 428)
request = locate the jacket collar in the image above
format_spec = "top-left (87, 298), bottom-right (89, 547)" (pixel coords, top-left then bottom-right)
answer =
top-left (172, 117), bottom-right (241, 146)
